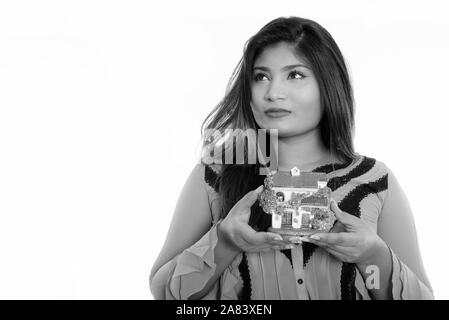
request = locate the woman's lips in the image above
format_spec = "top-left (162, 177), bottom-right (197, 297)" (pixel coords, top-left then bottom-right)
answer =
top-left (265, 110), bottom-right (291, 118)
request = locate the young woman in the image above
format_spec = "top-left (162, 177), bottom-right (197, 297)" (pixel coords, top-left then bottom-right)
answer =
top-left (149, 16), bottom-right (433, 300)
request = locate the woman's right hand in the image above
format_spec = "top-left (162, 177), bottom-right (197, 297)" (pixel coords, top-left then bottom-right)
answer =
top-left (218, 185), bottom-right (294, 253)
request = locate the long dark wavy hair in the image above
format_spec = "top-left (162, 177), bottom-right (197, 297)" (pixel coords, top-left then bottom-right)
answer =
top-left (201, 16), bottom-right (357, 223)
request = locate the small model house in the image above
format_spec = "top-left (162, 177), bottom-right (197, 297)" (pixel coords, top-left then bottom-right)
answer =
top-left (258, 167), bottom-right (334, 237)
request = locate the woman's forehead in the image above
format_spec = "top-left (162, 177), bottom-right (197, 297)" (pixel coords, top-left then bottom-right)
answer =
top-left (254, 42), bottom-right (309, 69)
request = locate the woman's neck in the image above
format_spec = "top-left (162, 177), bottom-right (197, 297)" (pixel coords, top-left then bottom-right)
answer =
top-left (274, 127), bottom-right (341, 172)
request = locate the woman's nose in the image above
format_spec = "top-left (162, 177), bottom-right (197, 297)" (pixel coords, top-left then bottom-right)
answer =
top-left (264, 79), bottom-right (286, 101)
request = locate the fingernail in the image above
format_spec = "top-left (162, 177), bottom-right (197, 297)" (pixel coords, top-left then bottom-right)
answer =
top-left (256, 185), bottom-right (263, 193)
top-left (310, 235), bottom-right (320, 240)
top-left (272, 235), bottom-right (283, 241)
top-left (284, 244), bottom-right (294, 249)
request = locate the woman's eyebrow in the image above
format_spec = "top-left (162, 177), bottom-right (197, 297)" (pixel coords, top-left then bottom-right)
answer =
top-left (252, 64), bottom-right (310, 72)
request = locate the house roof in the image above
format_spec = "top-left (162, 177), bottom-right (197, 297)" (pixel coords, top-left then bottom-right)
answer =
top-left (301, 195), bottom-right (329, 206)
top-left (272, 171), bottom-right (328, 188)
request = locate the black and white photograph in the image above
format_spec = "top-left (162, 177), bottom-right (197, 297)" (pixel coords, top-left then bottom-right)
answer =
top-left (0, 0), bottom-right (448, 304)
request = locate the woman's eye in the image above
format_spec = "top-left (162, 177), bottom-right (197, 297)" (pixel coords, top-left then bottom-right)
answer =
top-left (253, 71), bottom-right (305, 81)
top-left (289, 70), bottom-right (305, 80)
top-left (253, 73), bottom-right (268, 81)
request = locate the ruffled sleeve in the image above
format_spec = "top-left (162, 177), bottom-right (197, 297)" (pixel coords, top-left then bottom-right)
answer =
top-left (219, 252), bottom-right (244, 300)
top-left (389, 247), bottom-right (434, 299)
top-left (376, 161), bottom-right (434, 299)
top-left (164, 222), bottom-right (221, 300)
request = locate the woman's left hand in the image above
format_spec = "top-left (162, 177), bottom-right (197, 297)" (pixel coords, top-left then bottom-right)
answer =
top-left (302, 199), bottom-right (387, 265)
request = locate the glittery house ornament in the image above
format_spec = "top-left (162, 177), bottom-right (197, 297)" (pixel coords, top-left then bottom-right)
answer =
top-left (258, 167), bottom-right (336, 242)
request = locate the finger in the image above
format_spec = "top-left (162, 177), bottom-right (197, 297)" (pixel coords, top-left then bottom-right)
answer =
top-left (330, 200), bottom-right (359, 226)
top-left (271, 239), bottom-right (294, 246)
top-left (239, 237), bottom-right (272, 251)
top-left (301, 237), bottom-right (353, 255)
top-left (300, 236), bottom-right (328, 248)
top-left (241, 226), bottom-right (282, 245)
top-left (266, 232), bottom-right (284, 242)
top-left (240, 223), bottom-right (283, 242)
top-left (302, 237), bottom-right (346, 259)
top-left (309, 232), bottom-right (358, 247)
top-left (239, 185), bottom-right (264, 209)
top-left (251, 232), bottom-right (283, 244)
top-left (273, 244), bottom-right (295, 251)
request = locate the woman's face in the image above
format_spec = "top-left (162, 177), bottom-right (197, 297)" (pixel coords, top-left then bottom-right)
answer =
top-left (250, 42), bottom-right (322, 138)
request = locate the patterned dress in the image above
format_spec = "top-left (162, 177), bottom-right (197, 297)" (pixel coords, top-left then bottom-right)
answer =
top-left (157, 154), bottom-right (433, 300)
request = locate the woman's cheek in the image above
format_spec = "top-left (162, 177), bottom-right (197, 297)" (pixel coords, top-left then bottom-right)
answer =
top-left (294, 92), bottom-right (322, 124)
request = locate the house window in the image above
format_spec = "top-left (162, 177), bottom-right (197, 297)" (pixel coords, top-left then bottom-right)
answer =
top-left (301, 212), bottom-right (310, 226)
top-left (276, 192), bottom-right (285, 202)
top-left (282, 210), bottom-right (292, 226)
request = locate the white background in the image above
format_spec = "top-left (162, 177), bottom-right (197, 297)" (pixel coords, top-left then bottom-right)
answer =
top-left (0, 0), bottom-right (448, 299)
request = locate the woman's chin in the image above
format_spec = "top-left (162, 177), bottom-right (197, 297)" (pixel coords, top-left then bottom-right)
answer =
top-left (277, 130), bottom-right (300, 138)
top-left (255, 120), bottom-right (313, 137)
top-left (276, 127), bottom-right (315, 139)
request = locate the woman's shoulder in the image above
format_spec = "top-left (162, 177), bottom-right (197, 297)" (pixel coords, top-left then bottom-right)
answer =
top-left (346, 153), bottom-right (392, 194)
top-left (348, 153), bottom-right (390, 175)
top-left (357, 155), bottom-right (409, 196)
